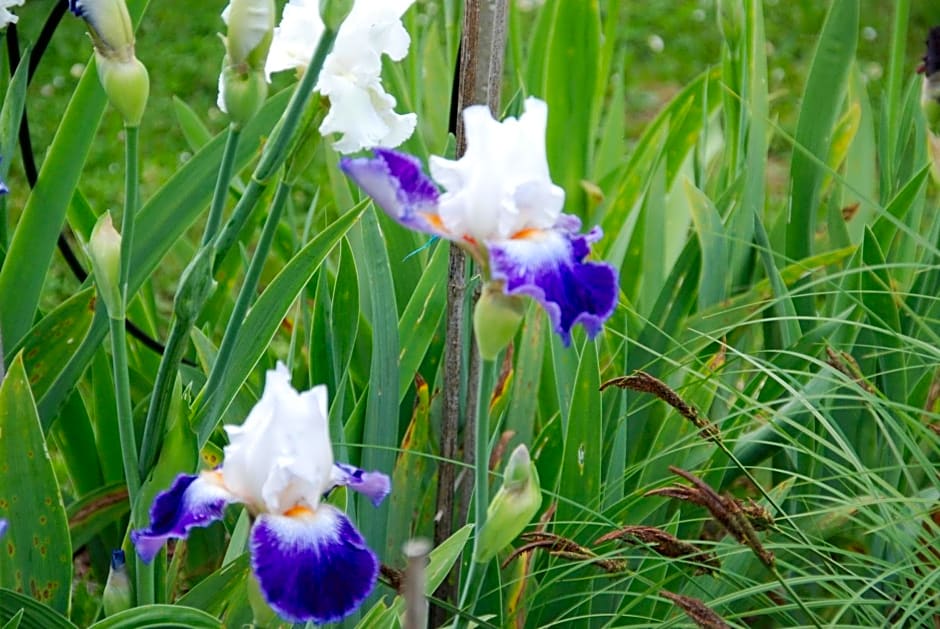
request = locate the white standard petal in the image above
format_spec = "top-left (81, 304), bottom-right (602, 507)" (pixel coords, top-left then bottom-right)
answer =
top-left (222, 0), bottom-right (275, 67)
top-left (340, 0), bottom-right (415, 61)
top-left (429, 97), bottom-right (565, 243)
top-left (0, 0), bottom-right (23, 29)
top-left (221, 363), bottom-right (334, 514)
top-left (264, 0), bottom-right (325, 79)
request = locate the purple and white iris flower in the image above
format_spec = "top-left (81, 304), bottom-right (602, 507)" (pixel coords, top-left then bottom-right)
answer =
top-left (340, 97), bottom-right (618, 347)
top-left (0, 0), bottom-right (23, 29)
top-left (265, 0), bottom-right (417, 153)
top-left (131, 363), bottom-right (390, 624)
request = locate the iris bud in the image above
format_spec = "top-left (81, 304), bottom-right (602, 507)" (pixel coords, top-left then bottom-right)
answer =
top-left (87, 212), bottom-right (124, 318)
top-left (174, 247), bottom-right (216, 324)
top-left (219, 0), bottom-right (275, 126)
top-left (473, 282), bottom-right (525, 361)
top-left (475, 445), bottom-right (542, 563)
top-left (96, 54), bottom-right (149, 127)
top-left (70, 0), bottom-right (150, 125)
top-left (319, 0), bottom-right (353, 31)
top-left (102, 550), bottom-right (132, 616)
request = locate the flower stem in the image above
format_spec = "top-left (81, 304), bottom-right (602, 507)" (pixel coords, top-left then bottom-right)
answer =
top-left (212, 28), bottom-right (337, 269)
top-left (113, 123), bottom-right (151, 606)
top-left (138, 125), bottom-right (242, 478)
top-left (454, 354), bottom-right (495, 627)
top-left (196, 178), bottom-right (292, 445)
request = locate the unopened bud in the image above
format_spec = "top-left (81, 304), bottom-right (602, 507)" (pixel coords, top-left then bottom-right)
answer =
top-left (219, 62), bottom-right (269, 126)
top-left (96, 54), bottom-right (149, 126)
top-left (319, 0), bottom-right (353, 31)
top-left (87, 212), bottom-right (124, 318)
top-left (70, 0), bottom-right (149, 125)
top-left (473, 282), bottom-right (525, 361)
top-left (102, 549), bottom-right (132, 616)
top-left (475, 445), bottom-right (542, 563)
top-left (222, 0), bottom-right (275, 69)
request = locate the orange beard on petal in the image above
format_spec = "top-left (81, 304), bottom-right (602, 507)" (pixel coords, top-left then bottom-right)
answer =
top-left (284, 505), bottom-right (316, 519)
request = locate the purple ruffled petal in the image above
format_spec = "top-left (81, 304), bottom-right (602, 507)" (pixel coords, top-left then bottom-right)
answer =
top-left (250, 506), bottom-right (378, 624)
top-left (488, 221), bottom-right (618, 345)
top-left (0, 519), bottom-right (7, 538)
top-left (67, 0), bottom-right (84, 17)
top-left (130, 473), bottom-right (236, 563)
top-left (330, 463), bottom-right (391, 507)
top-left (340, 148), bottom-right (447, 237)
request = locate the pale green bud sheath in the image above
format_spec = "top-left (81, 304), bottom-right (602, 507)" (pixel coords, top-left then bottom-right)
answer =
top-left (475, 444), bottom-right (542, 563)
top-left (219, 0), bottom-right (275, 127)
top-left (86, 212), bottom-right (123, 319)
top-left (473, 281), bottom-right (526, 361)
top-left (69, 0), bottom-right (149, 126)
top-left (102, 550), bottom-right (133, 616)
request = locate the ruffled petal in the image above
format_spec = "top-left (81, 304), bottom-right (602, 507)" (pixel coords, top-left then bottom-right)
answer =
top-left (340, 148), bottom-right (446, 237)
top-left (131, 473), bottom-right (237, 563)
top-left (488, 221), bottom-right (618, 345)
top-left (330, 463), bottom-right (391, 507)
top-left (250, 506), bottom-right (378, 624)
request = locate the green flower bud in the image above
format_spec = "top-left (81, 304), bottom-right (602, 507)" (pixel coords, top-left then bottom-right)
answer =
top-left (473, 282), bottom-right (525, 361)
top-left (475, 444), bottom-right (542, 564)
top-left (96, 53), bottom-right (149, 127)
top-left (219, 61), bottom-right (268, 127)
top-left (319, 0), bottom-right (354, 31)
top-left (87, 212), bottom-right (123, 318)
top-left (102, 550), bottom-right (132, 616)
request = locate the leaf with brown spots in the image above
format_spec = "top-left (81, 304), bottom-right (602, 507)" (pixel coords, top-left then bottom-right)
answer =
top-left (0, 354), bottom-right (72, 613)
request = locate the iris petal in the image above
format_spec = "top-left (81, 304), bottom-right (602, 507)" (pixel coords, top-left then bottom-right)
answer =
top-left (340, 148), bottom-right (446, 237)
top-left (131, 473), bottom-right (236, 562)
top-left (488, 221), bottom-right (618, 345)
top-left (330, 463), bottom-right (391, 507)
top-left (251, 506), bottom-right (378, 624)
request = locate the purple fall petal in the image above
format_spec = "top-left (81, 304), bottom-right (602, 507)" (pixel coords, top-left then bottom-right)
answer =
top-left (488, 222), bottom-right (618, 345)
top-left (250, 506), bottom-right (378, 624)
top-left (130, 473), bottom-right (235, 563)
top-left (340, 148), bottom-right (446, 237)
top-left (331, 462), bottom-right (391, 507)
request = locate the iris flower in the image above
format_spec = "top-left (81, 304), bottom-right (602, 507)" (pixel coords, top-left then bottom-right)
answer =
top-left (132, 363), bottom-right (390, 623)
top-left (0, 0), bottom-right (23, 29)
top-left (265, 0), bottom-right (417, 153)
top-left (341, 97), bottom-right (618, 346)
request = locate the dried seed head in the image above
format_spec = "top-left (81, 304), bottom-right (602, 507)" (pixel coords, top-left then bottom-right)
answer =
top-left (661, 590), bottom-right (731, 629)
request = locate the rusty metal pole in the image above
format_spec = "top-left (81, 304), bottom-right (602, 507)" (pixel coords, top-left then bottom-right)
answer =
top-left (432, 0), bottom-right (509, 623)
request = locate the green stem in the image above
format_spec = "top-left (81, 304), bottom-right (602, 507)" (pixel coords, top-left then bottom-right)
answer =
top-left (108, 314), bottom-right (140, 502)
top-left (203, 125), bottom-right (242, 247)
top-left (196, 178), bottom-right (292, 445)
top-left (138, 125), bottom-right (242, 477)
top-left (212, 28), bottom-right (337, 268)
top-left (120, 126), bottom-right (139, 304)
top-left (454, 355), bottom-right (495, 627)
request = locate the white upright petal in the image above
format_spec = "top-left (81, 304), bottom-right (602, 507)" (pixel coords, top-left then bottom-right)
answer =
top-left (0, 0), bottom-right (23, 29)
top-left (221, 363), bottom-right (334, 514)
top-left (429, 97), bottom-right (565, 242)
top-left (264, 0), bottom-right (325, 79)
